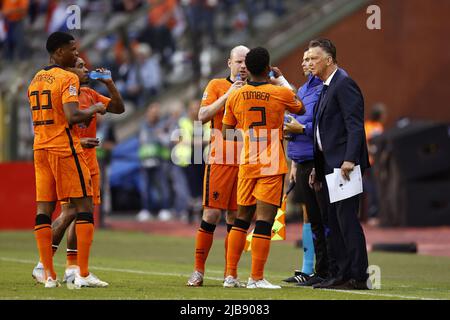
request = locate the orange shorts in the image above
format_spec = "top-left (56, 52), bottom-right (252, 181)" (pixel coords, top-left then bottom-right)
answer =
top-left (34, 149), bottom-right (93, 202)
top-left (91, 173), bottom-right (101, 205)
top-left (237, 174), bottom-right (285, 207)
top-left (203, 164), bottom-right (238, 211)
top-left (60, 173), bottom-right (100, 205)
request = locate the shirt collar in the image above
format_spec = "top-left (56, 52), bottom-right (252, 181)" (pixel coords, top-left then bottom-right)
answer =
top-left (323, 67), bottom-right (338, 86)
top-left (247, 81), bottom-right (269, 87)
top-left (307, 74), bottom-right (323, 88)
top-left (43, 64), bottom-right (62, 71)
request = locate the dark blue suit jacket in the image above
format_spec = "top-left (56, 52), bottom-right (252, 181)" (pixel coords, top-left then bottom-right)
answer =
top-left (313, 68), bottom-right (370, 178)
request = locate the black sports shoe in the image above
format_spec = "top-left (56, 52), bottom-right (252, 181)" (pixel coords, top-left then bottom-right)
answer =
top-left (282, 270), bottom-right (311, 284)
top-left (296, 274), bottom-right (324, 287)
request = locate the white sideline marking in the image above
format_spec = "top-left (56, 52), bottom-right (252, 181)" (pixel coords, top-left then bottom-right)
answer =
top-left (0, 257), bottom-right (445, 300)
top-left (0, 257), bottom-right (224, 281)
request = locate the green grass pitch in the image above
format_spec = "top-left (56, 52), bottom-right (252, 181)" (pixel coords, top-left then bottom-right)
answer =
top-left (0, 230), bottom-right (449, 300)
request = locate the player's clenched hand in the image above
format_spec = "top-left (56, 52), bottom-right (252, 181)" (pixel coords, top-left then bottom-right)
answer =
top-left (226, 80), bottom-right (245, 96)
top-left (269, 67), bottom-right (288, 86)
top-left (270, 66), bottom-right (283, 78)
top-left (96, 68), bottom-right (113, 84)
top-left (80, 137), bottom-right (100, 148)
top-left (284, 116), bottom-right (304, 134)
top-left (289, 162), bottom-right (297, 183)
top-left (309, 167), bottom-right (322, 191)
top-left (94, 102), bottom-right (107, 115)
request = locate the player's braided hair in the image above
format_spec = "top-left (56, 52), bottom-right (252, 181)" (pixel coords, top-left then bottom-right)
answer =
top-left (245, 47), bottom-right (270, 77)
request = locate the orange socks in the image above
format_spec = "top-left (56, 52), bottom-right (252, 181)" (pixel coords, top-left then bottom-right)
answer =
top-left (34, 214), bottom-right (56, 280)
top-left (194, 220), bottom-right (216, 274)
top-left (226, 219), bottom-right (250, 278)
top-left (66, 249), bottom-right (78, 267)
top-left (251, 220), bottom-right (273, 281)
top-left (75, 212), bottom-right (94, 277)
top-left (223, 224), bottom-right (233, 277)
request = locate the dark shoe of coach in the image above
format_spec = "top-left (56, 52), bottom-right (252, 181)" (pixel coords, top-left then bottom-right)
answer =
top-left (332, 278), bottom-right (370, 290)
top-left (312, 277), bottom-right (347, 289)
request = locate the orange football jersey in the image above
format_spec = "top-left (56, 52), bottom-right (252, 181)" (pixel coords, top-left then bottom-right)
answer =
top-left (72, 87), bottom-right (111, 175)
top-left (28, 65), bottom-right (82, 156)
top-left (223, 82), bottom-right (303, 178)
top-left (201, 77), bottom-right (239, 165)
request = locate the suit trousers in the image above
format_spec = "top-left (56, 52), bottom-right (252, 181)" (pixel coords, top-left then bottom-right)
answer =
top-left (316, 152), bottom-right (369, 282)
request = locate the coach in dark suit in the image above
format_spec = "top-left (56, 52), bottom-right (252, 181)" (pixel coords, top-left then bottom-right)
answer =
top-left (308, 39), bottom-right (370, 290)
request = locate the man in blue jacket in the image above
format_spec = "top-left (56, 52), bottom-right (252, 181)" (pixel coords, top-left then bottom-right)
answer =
top-left (282, 48), bottom-right (329, 286)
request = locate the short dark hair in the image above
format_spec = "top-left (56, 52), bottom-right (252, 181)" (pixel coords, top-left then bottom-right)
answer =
top-left (309, 38), bottom-right (337, 63)
top-left (245, 47), bottom-right (270, 76)
top-left (46, 32), bottom-right (75, 54)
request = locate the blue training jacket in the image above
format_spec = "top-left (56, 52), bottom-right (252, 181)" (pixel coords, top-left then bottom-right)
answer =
top-left (287, 74), bottom-right (323, 163)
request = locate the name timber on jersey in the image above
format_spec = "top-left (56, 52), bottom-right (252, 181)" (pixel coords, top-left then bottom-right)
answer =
top-left (72, 87), bottom-right (111, 175)
top-left (223, 82), bottom-right (303, 178)
top-left (28, 65), bottom-right (83, 156)
top-left (201, 77), bottom-right (240, 166)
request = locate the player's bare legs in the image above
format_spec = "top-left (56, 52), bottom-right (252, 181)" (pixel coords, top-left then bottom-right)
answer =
top-left (51, 202), bottom-right (77, 246)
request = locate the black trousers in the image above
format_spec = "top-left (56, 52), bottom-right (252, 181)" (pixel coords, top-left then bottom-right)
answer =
top-left (296, 160), bottom-right (329, 278)
top-left (316, 153), bottom-right (369, 282)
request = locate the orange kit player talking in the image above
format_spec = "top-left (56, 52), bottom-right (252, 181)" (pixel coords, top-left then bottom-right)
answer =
top-left (28, 32), bottom-right (108, 288)
top-left (187, 45), bottom-right (250, 287)
top-left (222, 47), bottom-right (305, 289)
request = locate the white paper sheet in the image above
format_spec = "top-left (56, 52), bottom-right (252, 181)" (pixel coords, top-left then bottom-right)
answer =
top-left (325, 165), bottom-right (363, 203)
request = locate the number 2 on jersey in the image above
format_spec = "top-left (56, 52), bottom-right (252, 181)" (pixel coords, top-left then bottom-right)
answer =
top-left (249, 106), bottom-right (267, 142)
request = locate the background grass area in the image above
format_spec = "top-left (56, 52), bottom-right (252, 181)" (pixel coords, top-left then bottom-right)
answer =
top-left (0, 230), bottom-right (449, 300)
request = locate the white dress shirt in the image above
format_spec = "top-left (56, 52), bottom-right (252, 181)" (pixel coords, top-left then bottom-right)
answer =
top-left (316, 67), bottom-right (338, 151)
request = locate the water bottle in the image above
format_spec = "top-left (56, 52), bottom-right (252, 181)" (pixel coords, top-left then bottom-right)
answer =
top-left (89, 69), bottom-right (112, 80)
top-left (235, 73), bottom-right (241, 81)
top-left (269, 70), bottom-right (275, 78)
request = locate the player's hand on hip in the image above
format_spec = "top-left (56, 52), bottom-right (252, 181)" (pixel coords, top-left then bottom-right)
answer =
top-left (341, 161), bottom-right (355, 181)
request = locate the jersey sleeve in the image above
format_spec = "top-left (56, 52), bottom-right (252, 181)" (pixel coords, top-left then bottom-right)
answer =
top-left (61, 73), bottom-right (80, 105)
top-left (200, 80), bottom-right (220, 107)
top-left (281, 87), bottom-right (304, 114)
top-left (222, 92), bottom-right (237, 126)
top-left (89, 88), bottom-right (111, 108)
